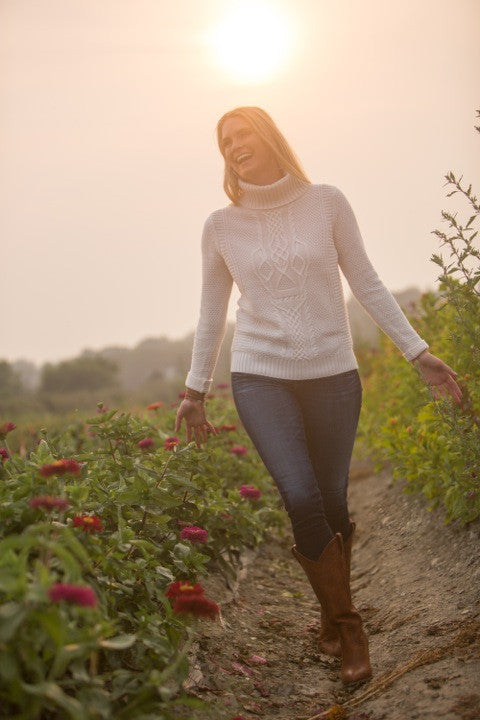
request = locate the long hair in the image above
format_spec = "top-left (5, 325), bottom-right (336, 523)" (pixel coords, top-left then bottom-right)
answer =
top-left (216, 106), bottom-right (310, 205)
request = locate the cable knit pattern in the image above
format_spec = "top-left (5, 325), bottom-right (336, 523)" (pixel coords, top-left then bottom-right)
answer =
top-left (186, 174), bottom-right (428, 392)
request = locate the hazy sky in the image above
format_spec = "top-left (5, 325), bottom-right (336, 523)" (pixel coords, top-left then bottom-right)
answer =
top-left (2, 0), bottom-right (479, 365)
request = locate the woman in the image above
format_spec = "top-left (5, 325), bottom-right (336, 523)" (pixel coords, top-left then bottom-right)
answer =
top-left (175, 107), bottom-right (461, 685)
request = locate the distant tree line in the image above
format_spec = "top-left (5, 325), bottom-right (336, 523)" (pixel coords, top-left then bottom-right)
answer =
top-left (1, 289), bottom-right (423, 416)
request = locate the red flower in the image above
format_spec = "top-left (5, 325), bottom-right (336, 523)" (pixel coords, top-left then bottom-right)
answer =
top-left (0, 448), bottom-right (8, 462)
top-left (173, 593), bottom-right (219, 620)
top-left (164, 436), bottom-right (179, 451)
top-left (40, 459), bottom-right (82, 477)
top-left (220, 424), bottom-right (237, 432)
top-left (30, 495), bottom-right (70, 511)
top-left (230, 445), bottom-right (247, 456)
top-left (216, 383), bottom-right (229, 390)
top-left (165, 580), bottom-right (205, 598)
top-left (180, 525), bottom-right (208, 544)
top-left (147, 402), bottom-right (164, 410)
top-left (138, 437), bottom-right (155, 450)
top-left (178, 391), bottom-right (186, 399)
top-left (239, 484), bottom-right (261, 500)
top-left (72, 515), bottom-right (103, 533)
top-left (49, 582), bottom-right (98, 608)
top-left (0, 422), bottom-right (16, 439)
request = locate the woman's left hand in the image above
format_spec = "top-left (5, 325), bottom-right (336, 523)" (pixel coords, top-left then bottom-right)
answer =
top-left (413, 350), bottom-right (463, 405)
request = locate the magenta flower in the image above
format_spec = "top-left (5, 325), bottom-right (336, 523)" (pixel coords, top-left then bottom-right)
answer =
top-left (0, 448), bottom-right (8, 462)
top-left (48, 582), bottom-right (98, 607)
top-left (180, 525), bottom-right (208, 544)
top-left (40, 459), bottom-right (82, 477)
top-left (164, 436), bottom-right (179, 451)
top-left (230, 445), bottom-right (247, 456)
top-left (30, 495), bottom-right (70, 511)
top-left (173, 593), bottom-right (219, 620)
top-left (138, 437), bottom-right (155, 450)
top-left (72, 515), bottom-right (103, 533)
top-left (166, 580), bottom-right (205, 598)
top-left (239, 484), bottom-right (262, 500)
top-left (0, 422), bottom-right (16, 439)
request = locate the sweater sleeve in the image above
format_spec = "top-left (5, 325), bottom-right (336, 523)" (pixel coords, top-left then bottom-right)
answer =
top-left (331, 187), bottom-right (428, 362)
top-left (185, 214), bottom-right (234, 392)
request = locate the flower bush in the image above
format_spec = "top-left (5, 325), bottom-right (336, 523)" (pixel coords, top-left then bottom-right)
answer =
top-left (356, 115), bottom-right (480, 524)
top-left (0, 392), bottom-right (285, 718)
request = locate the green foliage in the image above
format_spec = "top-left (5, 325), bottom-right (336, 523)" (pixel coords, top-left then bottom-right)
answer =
top-left (356, 113), bottom-right (480, 525)
top-left (0, 395), bottom-right (284, 718)
top-left (40, 356), bottom-right (120, 394)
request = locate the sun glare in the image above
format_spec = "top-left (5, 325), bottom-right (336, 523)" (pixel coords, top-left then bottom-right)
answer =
top-left (209, 1), bottom-right (293, 83)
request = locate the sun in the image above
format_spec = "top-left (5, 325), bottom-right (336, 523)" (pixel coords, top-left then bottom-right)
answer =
top-left (209, 1), bottom-right (293, 83)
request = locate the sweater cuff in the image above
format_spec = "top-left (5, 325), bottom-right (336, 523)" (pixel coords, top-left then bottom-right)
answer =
top-left (404, 340), bottom-right (429, 363)
top-left (185, 372), bottom-right (212, 394)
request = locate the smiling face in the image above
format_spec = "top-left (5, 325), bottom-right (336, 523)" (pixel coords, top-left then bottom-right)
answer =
top-left (220, 115), bottom-right (283, 186)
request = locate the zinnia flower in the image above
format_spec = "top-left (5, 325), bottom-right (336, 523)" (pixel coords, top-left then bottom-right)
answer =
top-left (0, 422), bottom-right (16, 439)
top-left (138, 437), bottom-right (155, 450)
top-left (230, 445), bottom-right (247, 456)
top-left (40, 459), bottom-right (82, 477)
top-left (239, 484), bottom-right (261, 500)
top-left (165, 580), bottom-right (205, 598)
top-left (0, 448), bottom-right (8, 462)
top-left (180, 525), bottom-right (208, 544)
top-left (173, 593), bottom-right (219, 620)
top-left (147, 402), bottom-right (164, 410)
top-left (72, 515), bottom-right (103, 533)
top-left (164, 436), bottom-right (179, 451)
top-left (49, 582), bottom-right (98, 607)
top-left (30, 495), bottom-right (70, 511)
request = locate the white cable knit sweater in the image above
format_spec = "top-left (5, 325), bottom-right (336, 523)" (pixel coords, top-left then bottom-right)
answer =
top-left (186, 173), bottom-right (428, 392)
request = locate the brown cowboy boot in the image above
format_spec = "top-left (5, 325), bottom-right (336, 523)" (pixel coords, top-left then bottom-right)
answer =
top-left (292, 534), bottom-right (372, 685)
top-left (318, 521), bottom-right (356, 657)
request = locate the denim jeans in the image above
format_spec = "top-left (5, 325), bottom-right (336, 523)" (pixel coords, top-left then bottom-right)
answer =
top-left (231, 369), bottom-right (362, 561)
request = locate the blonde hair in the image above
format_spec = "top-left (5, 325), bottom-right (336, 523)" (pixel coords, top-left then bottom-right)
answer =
top-left (216, 106), bottom-right (310, 204)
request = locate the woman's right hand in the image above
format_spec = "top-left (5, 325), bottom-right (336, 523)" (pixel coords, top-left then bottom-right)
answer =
top-left (175, 399), bottom-right (217, 448)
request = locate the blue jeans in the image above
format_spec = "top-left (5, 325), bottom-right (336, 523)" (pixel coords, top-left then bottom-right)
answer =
top-left (231, 370), bottom-right (362, 561)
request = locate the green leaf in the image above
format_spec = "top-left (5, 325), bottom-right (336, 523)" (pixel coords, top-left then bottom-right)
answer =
top-left (99, 633), bottom-right (137, 650)
top-left (0, 602), bottom-right (28, 642)
top-left (22, 681), bottom-right (85, 720)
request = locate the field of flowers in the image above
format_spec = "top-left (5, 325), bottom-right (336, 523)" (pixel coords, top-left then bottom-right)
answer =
top-left (356, 136), bottom-right (480, 525)
top-left (0, 393), bottom-right (285, 719)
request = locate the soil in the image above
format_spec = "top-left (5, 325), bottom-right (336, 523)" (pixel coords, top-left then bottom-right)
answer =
top-left (184, 459), bottom-right (480, 720)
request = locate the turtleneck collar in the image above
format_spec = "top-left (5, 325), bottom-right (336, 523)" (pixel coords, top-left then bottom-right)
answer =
top-left (237, 173), bottom-right (310, 210)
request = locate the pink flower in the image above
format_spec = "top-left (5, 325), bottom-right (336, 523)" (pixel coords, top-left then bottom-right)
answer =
top-left (72, 515), bottom-right (103, 533)
top-left (147, 402), bottom-right (164, 410)
top-left (239, 484), bottom-right (262, 500)
top-left (180, 525), bottom-right (208, 544)
top-left (0, 422), bottom-right (16, 439)
top-left (40, 459), bottom-right (82, 477)
top-left (166, 580), bottom-right (205, 598)
top-left (173, 593), bottom-right (219, 620)
top-left (0, 448), bottom-right (8, 462)
top-left (30, 495), bottom-right (70, 511)
top-left (48, 582), bottom-right (98, 607)
top-left (164, 436), bottom-right (179, 451)
top-left (230, 445), bottom-right (247, 456)
top-left (138, 437), bottom-right (155, 450)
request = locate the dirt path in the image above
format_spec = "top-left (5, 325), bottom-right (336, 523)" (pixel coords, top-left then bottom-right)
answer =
top-left (186, 461), bottom-right (480, 720)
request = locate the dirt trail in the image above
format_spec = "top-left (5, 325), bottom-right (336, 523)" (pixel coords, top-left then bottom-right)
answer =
top-left (186, 462), bottom-right (480, 720)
